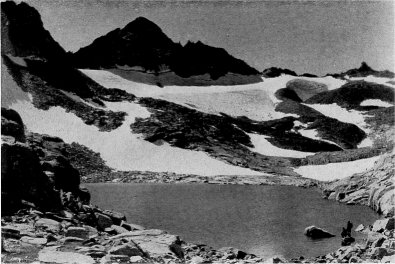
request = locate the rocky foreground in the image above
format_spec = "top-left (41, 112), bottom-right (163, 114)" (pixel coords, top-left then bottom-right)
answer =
top-left (1, 205), bottom-right (265, 264)
top-left (2, 204), bottom-right (395, 264)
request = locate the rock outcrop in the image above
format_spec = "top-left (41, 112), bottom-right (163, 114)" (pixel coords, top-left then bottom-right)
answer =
top-left (285, 79), bottom-right (328, 102)
top-left (1, 203), bottom-right (264, 264)
top-left (1, 108), bottom-right (61, 213)
top-left (299, 218), bottom-right (395, 263)
top-left (304, 226), bottom-right (335, 239)
top-left (324, 151), bottom-right (395, 217)
top-left (1, 108), bottom-right (90, 214)
top-left (306, 80), bottom-right (395, 110)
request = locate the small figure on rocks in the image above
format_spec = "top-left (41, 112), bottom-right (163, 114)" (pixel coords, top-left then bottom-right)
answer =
top-left (347, 221), bottom-right (353, 236)
top-left (341, 221), bottom-right (355, 246)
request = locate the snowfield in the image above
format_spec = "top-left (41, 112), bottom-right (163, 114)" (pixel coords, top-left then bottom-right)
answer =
top-left (9, 96), bottom-right (265, 176)
top-left (159, 90), bottom-right (299, 121)
top-left (304, 103), bottom-right (371, 133)
top-left (294, 155), bottom-right (380, 181)
top-left (360, 99), bottom-right (394, 108)
top-left (81, 70), bottom-right (346, 121)
top-left (247, 133), bottom-right (314, 158)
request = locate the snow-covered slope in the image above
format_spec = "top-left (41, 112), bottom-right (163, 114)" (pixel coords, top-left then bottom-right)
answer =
top-left (9, 93), bottom-right (264, 176)
top-left (294, 156), bottom-right (381, 181)
top-left (80, 70), bottom-right (346, 122)
top-left (4, 67), bottom-right (391, 180)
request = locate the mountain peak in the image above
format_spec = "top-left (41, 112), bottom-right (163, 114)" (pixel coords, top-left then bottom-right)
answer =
top-left (358, 61), bottom-right (373, 72)
top-left (122, 16), bottom-right (163, 34)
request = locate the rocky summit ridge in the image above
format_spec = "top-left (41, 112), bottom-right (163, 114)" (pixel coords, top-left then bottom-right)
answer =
top-left (69, 16), bottom-right (260, 83)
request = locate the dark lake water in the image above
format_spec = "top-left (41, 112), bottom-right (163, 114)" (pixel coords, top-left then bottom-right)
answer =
top-left (85, 183), bottom-right (378, 259)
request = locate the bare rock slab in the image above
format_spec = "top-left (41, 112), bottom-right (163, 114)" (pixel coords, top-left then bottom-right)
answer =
top-left (372, 218), bottom-right (395, 232)
top-left (110, 229), bottom-right (183, 259)
top-left (38, 247), bottom-right (95, 264)
top-left (35, 218), bottom-right (61, 233)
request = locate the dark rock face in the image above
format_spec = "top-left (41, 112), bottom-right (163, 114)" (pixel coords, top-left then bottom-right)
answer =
top-left (26, 133), bottom-right (82, 193)
top-left (70, 17), bottom-right (176, 72)
top-left (262, 67), bottom-right (297, 78)
top-left (1, 107), bottom-right (25, 142)
top-left (300, 73), bottom-right (318, 78)
top-left (70, 17), bottom-right (259, 82)
top-left (1, 109), bottom-right (61, 213)
top-left (304, 226), bottom-right (335, 239)
top-left (1, 108), bottom-right (91, 214)
top-left (64, 142), bottom-right (112, 177)
top-left (306, 81), bottom-right (395, 110)
top-left (1, 1), bottom-right (66, 61)
top-left (1, 142), bottom-right (61, 213)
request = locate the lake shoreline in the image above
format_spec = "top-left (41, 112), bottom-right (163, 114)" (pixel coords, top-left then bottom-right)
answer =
top-left (82, 170), bottom-right (320, 188)
top-left (3, 182), bottom-right (393, 263)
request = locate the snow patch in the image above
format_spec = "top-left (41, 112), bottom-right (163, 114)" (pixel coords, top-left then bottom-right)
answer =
top-left (357, 137), bottom-right (373, 148)
top-left (360, 99), bottom-right (393, 108)
top-left (294, 156), bottom-right (380, 181)
top-left (9, 98), bottom-right (264, 176)
top-left (248, 133), bottom-right (314, 158)
top-left (299, 129), bottom-right (342, 148)
top-left (304, 103), bottom-right (371, 133)
top-left (6, 55), bottom-right (27, 67)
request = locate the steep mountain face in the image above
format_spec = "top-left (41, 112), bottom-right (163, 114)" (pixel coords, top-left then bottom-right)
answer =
top-left (70, 17), bottom-right (177, 72)
top-left (1, 1), bottom-right (139, 131)
top-left (328, 62), bottom-right (395, 79)
top-left (1, 1), bottom-right (66, 61)
top-left (70, 17), bottom-right (260, 83)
